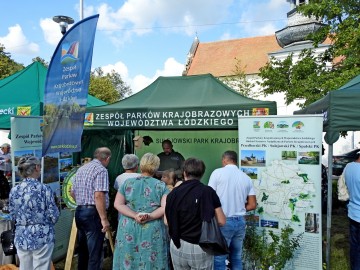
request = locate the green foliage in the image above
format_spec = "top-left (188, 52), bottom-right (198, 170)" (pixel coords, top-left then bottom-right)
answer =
top-left (243, 215), bottom-right (303, 270)
top-left (258, 0), bottom-right (360, 108)
top-left (89, 74), bottom-right (119, 104)
top-left (220, 58), bottom-right (257, 98)
top-left (32, 57), bottom-right (49, 67)
top-left (0, 43), bottom-right (24, 79)
top-left (90, 68), bottom-right (132, 103)
top-left (106, 69), bottom-right (132, 99)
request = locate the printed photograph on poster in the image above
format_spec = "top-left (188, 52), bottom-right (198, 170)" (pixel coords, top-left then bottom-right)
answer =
top-left (245, 214), bottom-right (260, 227)
top-left (282, 151), bottom-right (297, 161)
top-left (241, 167), bottom-right (258, 179)
top-left (60, 152), bottom-right (72, 159)
top-left (60, 158), bottom-right (73, 173)
top-left (298, 151), bottom-right (320, 165)
top-left (43, 152), bottom-right (59, 184)
top-left (305, 213), bottom-right (320, 234)
top-left (261, 219), bottom-right (279, 229)
top-left (241, 150), bottom-right (266, 167)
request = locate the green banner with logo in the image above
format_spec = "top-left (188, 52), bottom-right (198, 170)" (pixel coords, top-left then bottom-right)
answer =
top-left (134, 130), bottom-right (239, 183)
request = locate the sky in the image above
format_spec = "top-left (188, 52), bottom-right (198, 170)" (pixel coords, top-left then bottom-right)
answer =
top-left (1, 0), bottom-right (292, 94)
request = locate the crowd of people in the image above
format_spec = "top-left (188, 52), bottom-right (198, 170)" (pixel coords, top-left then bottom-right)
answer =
top-left (67, 140), bottom-right (256, 270)
top-left (4, 136), bottom-right (359, 269)
top-left (6, 139), bottom-right (256, 269)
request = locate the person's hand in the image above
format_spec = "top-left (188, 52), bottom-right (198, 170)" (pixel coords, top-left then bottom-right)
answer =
top-left (101, 218), bottom-right (110, 233)
top-left (135, 212), bottom-right (150, 224)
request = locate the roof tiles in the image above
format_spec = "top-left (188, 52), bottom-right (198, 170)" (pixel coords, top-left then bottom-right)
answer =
top-left (186, 35), bottom-right (282, 77)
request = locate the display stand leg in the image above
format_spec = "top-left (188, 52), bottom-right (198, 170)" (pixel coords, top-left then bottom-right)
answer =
top-left (64, 218), bottom-right (77, 270)
top-left (107, 230), bottom-right (114, 253)
top-left (63, 218), bottom-right (114, 270)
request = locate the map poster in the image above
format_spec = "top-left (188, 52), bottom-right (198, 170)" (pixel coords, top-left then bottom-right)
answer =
top-left (238, 115), bottom-right (323, 270)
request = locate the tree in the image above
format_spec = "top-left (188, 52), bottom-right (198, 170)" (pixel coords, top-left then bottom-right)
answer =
top-left (0, 43), bottom-right (24, 79)
top-left (32, 57), bottom-right (49, 67)
top-left (258, 0), bottom-right (360, 108)
top-left (89, 74), bottom-right (119, 104)
top-left (220, 58), bottom-right (257, 98)
top-left (107, 69), bottom-right (132, 98)
top-left (90, 67), bottom-right (132, 103)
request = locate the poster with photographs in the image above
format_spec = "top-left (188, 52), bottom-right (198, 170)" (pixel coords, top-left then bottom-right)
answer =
top-left (238, 115), bottom-right (323, 270)
top-left (10, 116), bottom-right (72, 196)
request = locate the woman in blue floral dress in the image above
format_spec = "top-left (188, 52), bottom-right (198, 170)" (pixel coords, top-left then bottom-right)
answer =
top-left (113, 153), bottom-right (170, 270)
top-left (9, 156), bottom-right (59, 270)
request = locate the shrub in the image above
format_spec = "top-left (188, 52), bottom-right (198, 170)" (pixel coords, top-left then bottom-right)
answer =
top-left (243, 215), bottom-right (303, 270)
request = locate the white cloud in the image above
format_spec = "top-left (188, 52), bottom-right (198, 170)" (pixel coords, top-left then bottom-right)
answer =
top-left (256, 24), bottom-right (278, 36)
top-left (40, 18), bottom-right (63, 46)
top-left (153, 57), bottom-right (184, 77)
top-left (131, 57), bottom-right (184, 93)
top-left (86, 0), bottom-right (234, 45)
top-left (220, 32), bottom-right (234, 41)
top-left (102, 61), bottom-right (130, 82)
top-left (96, 3), bottom-right (122, 32)
top-left (237, 0), bottom-right (288, 37)
top-left (102, 57), bottom-right (184, 94)
top-left (132, 75), bottom-right (154, 94)
top-left (0, 24), bottom-right (39, 55)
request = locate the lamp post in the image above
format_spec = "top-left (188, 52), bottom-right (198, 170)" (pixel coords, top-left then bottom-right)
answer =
top-left (53, 15), bottom-right (75, 35)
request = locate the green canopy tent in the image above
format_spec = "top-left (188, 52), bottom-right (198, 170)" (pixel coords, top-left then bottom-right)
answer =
top-left (294, 73), bottom-right (360, 267)
top-left (0, 61), bottom-right (106, 129)
top-left (85, 73), bottom-right (277, 183)
top-left (294, 74), bottom-right (360, 144)
top-left (86, 73), bottom-right (277, 130)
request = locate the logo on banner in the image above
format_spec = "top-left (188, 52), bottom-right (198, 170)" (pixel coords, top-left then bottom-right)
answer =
top-left (292, 121), bottom-right (304, 130)
top-left (61, 41), bottom-right (79, 64)
top-left (252, 108), bottom-right (269, 116)
top-left (84, 113), bottom-right (94, 126)
top-left (17, 106), bottom-right (31, 116)
top-left (42, 14), bottom-right (99, 156)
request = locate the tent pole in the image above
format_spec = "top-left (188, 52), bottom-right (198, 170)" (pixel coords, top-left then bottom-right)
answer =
top-left (326, 144), bottom-right (333, 269)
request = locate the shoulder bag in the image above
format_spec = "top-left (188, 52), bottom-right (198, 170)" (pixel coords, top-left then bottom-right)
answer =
top-left (199, 216), bottom-right (230, 256)
top-left (1, 221), bottom-right (17, 256)
top-left (338, 173), bottom-right (349, 201)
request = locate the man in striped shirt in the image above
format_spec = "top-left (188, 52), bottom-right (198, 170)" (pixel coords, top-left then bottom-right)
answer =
top-left (71, 147), bottom-right (111, 270)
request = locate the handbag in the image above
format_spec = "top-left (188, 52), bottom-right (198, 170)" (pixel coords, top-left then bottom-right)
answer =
top-left (338, 173), bottom-right (349, 201)
top-left (1, 222), bottom-right (17, 256)
top-left (199, 216), bottom-right (230, 256)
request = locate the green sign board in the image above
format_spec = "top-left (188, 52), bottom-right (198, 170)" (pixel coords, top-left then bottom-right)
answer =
top-left (135, 130), bottom-right (239, 183)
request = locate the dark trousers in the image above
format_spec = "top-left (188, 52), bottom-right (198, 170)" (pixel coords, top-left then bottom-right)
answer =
top-left (75, 207), bottom-right (105, 270)
top-left (349, 217), bottom-right (360, 270)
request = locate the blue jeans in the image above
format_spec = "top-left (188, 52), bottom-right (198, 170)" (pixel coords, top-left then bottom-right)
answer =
top-left (75, 207), bottom-right (105, 270)
top-left (214, 216), bottom-right (246, 270)
top-left (349, 217), bottom-right (360, 270)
